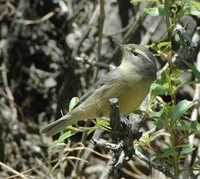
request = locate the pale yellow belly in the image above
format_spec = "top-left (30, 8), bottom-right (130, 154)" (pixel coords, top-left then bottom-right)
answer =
top-left (95, 79), bottom-right (152, 117)
top-left (119, 80), bottom-right (151, 114)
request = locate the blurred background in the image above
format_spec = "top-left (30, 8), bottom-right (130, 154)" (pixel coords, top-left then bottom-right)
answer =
top-left (0, 0), bottom-right (199, 178)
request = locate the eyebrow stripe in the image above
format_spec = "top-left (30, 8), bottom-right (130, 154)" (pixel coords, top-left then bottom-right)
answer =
top-left (134, 49), bottom-right (149, 59)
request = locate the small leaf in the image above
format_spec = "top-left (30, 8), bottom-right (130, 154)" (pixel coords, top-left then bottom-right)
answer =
top-left (171, 100), bottom-right (193, 123)
top-left (183, 60), bottom-right (200, 81)
top-left (69, 97), bottom-right (79, 111)
top-left (87, 128), bottom-right (96, 136)
top-left (94, 118), bottom-right (111, 130)
top-left (191, 1), bottom-right (200, 11)
top-left (150, 110), bottom-right (166, 120)
top-left (183, 6), bottom-right (200, 16)
top-left (196, 123), bottom-right (200, 132)
top-left (150, 107), bottom-right (168, 128)
top-left (191, 121), bottom-right (200, 132)
top-left (52, 130), bottom-right (77, 147)
top-left (160, 148), bottom-right (176, 157)
top-left (157, 42), bottom-right (170, 50)
top-left (157, 70), bottom-right (169, 85)
top-left (154, 119), bottom-right (163, 128)
top-left (144, 7), bottom-right (168, 16)
top-left (151, 83), bottom-right (171, 98)
top-left (140, 133), bottom-right (150, 143)
top-left (180, 146), bottom-right (195, 155)
top-left (177, 121), bottom-right (192, 131)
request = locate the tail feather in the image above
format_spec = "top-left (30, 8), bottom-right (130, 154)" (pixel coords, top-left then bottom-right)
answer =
top-left (40, 114), bottom-right (79, 137)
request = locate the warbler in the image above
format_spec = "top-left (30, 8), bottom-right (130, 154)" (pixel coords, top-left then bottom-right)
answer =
top-left (41, 40), bottom-right (157, 137)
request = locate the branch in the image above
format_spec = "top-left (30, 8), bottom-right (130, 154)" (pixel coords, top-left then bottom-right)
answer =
top-left (92, 98), bottom-right (178, 179)
top-left (92, 98), bottom-right (142, 179)
top-left (134, 144), bottom-right (179, 179)
top-left (92, 0), bottom-right (105, 82)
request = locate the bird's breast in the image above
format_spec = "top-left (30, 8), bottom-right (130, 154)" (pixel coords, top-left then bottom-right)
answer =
top-left (97, 75), bottom-right (152, 117)
top-left (119, 78), bottom-right (152, 114)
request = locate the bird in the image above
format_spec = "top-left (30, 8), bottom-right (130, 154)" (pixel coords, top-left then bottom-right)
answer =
top-left (40, 40), bottom-right (157, 137)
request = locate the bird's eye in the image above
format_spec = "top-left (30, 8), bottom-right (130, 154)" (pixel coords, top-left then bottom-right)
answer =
top-left (133, 51), bottom-right (138, 56)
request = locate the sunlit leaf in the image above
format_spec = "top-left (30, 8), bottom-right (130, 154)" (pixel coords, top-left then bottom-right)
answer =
top-left (157, 41), bottom-right (170, 50)
top-left (150, 110), bottom-right (166, 120)
top-left (140, 133), bottom-right (150, 143)
top-left (52, 130), bottom-right (77, 147)
top-left (144, 7), bottom-right (168, 16)
top-left (191, 1), bottom-right (200, 11)
top-left (180, 146), bottom-right (195, 155)
top-left (183, 60), bottom-right (200, 81)
top-left (69, 97), bottom-right (79, 111)
top-left (183, 6), bottom-right (200, 16)
top-left (93, 118), bottom-right (111, 131)
top-left (151, 83), bottom-right (171, 98)
top-left (177, 121), bottom-right (192, 131)
top-left (171, 100), bottom-right (193, 123)
top-left (191, 121), bottom-right (200, 132)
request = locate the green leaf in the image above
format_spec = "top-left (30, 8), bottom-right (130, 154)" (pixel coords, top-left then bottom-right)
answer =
top-left (151, 83), bottom-right (171, 98)
top-left (87, 127), bottom-right (96, 136)
top-left (191, 1), bottom-right (200, 11)
top-left (157, 70), bottom-right (168, 84)
top-left (177, 121), bottom-right (199, 132)
top-left (183, 60), bottom-right (200, 81)
top-left (157, 42), bottom-right (170, 50)
top-left (154, 119), bottom-right (164, 129)
top-left (131, 0), bottom-right (159, 2)
top-left (150, 107), bottom-right (167, 129)
top-left (183, 6), bottom-right (200, 16)
top-left (144, 7), bottom-right (168, 16)
top-left (160, 148), bottom-right (176, 157)
top-left (150, 110), bottom-right (166, 120)
top-left (171, 100), bottom-right (193, 123)
top-left (94, 118), bottom-right (111, 130)
top-left (180, 146), bottom-right (195, 155)
top-left (191, 121), bottom-right (200, 132)
top-left (175, 32), bottom-right (181, 42)
top-left (196, 122), bottom-right (200, 132)
top-left (177, 121), bottom-right (192, 131)
top-left (52, 130), bottom-right (77, 147)
top-left (140, 133), bottom-right (150, 143)
top-left (69, 97), bottom-right (79, 111)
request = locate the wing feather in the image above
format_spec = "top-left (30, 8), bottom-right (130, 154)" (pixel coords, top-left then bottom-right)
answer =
top-left (73, 68), bottom-right (120, 109)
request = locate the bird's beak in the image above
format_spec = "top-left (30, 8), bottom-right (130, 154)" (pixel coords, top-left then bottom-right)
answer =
top-left (112, 38), bottom-right (127, 51)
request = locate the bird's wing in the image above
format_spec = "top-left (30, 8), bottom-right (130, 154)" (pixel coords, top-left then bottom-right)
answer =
top-left (73, 68), bottom-right (120, 109)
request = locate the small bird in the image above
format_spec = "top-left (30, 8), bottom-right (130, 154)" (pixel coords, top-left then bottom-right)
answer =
top-left (41, 40), bottom-right (157, 137)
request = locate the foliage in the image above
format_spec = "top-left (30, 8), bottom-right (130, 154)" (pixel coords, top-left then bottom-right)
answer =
top-left (52, 0), bottom-right (200, 177)
top-left (49, 0), bottom-right (200, 178)
top-left (0, 0), bottom-right (199, 178)
top-left (132, 0), bottom-right (200, 177)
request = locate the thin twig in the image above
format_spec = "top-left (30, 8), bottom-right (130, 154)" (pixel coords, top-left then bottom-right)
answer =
top-left (92, 0), bottom-right (105, 83)
top-left (134, 145), bottom-right (179, 179)
top-left (72, 4), bottom-right (100, 57)
top-left (71, 2), bottom-right (105, 176)
top-left (79, 129), bottom-right (103, 170)
top-left (0, 161), bottom-right (29, 179)
top-left (100, 158), bottom-right (116, 179)
top-left (23, 11), bottom-right (56, 25)
top-left (141, 16), bottom-right (162, 45)
top-left (71, 121), bottom-right (90, 179)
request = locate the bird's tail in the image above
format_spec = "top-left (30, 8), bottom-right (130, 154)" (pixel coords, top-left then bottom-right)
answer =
top-left (40, 114), bottom-right (80, 137)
